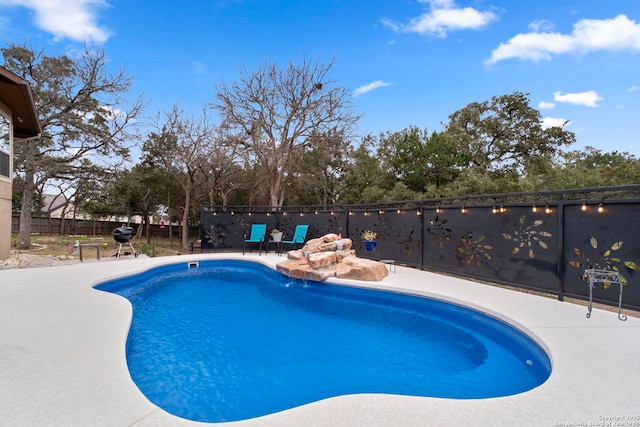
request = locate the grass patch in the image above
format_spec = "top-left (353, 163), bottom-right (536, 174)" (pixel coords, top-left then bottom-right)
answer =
top-left (15, 234), bottom-right (185, 259)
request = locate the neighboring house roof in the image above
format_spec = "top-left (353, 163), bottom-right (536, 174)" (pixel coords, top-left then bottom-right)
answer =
top-left (43, 194), bottom-right (70, 215)
top-left (0, 66), bottom-right (41, 139)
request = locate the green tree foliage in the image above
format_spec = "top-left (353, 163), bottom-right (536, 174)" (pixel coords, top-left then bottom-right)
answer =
top-left (287, 129), bottom-right (351, 206)
top-left (379, 126), bottom-right (470, 193)
top-left (438, 168), bottom-right (523, 196)
top-left (530, 146), bottom-right (640, 190)
top-left (77, 176), bottom-right (122, 220)
top-left (2, 42), bottom-right (145, 248)
top-left (444, 91), bottom-right (575, 177)
top-left (338, 137), bottom-right (395, 203)
top-left (110, 164), bottom-right (170, 242)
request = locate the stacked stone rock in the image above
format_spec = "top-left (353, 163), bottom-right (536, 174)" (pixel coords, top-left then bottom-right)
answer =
top-left (276, 233), bottom-right (388, 281)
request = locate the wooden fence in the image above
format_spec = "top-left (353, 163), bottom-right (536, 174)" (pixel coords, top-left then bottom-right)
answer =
top-left (10, 215), bottom-right (199, 241)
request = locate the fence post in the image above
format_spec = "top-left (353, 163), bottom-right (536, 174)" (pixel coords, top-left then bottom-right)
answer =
top-left (556, 193), bottom-right (566, 301)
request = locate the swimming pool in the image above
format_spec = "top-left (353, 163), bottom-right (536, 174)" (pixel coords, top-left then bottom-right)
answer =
top-left (96, 259), bottom-right (551, 423)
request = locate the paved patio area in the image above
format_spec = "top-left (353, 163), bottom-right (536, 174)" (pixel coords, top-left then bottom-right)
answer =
top-left (1, 253), bottom-right (639, 426)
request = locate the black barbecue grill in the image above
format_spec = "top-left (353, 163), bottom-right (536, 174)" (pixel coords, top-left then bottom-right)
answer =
top-left (112, 226), bottom-right (139, 258)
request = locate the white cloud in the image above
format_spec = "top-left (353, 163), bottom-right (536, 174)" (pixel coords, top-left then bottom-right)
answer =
top-left (0, 0), bottom-right (111, 44)
top-left (354, 80), bottom-right (392, 97)
top-left (541, 117), bottom-right (570, 129)
top-left (538, 101), bottom-right (556, 109)
top-left (528, 19), bottom-right (554, 32)
top-left (488, 14), bottom-right (640, 64)
top-left (629, 85), bottom-right (640, 92)
top-left (553, 90), bottom-right (603, 107)
top-left (382, 0), bottom-right (497, 38)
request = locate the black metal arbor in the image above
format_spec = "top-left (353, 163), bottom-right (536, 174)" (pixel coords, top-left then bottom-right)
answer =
top-left (199, 185), bottom-right (640, 312)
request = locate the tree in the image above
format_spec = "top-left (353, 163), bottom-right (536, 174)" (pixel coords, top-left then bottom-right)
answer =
top-left (143, 105), bottom-right (214, 251)
top-left (338, 137), bottom-right (395, 203)
top-left (110, 164), bottom-right (169, 241)
top-left (444, 92), bottom-right (575, 176)
top-left (2, 42), bottom-right (145, 248)
top-left (214, 56), bottom-right (360, 207)
top-left (288, 129), bottom-right (351, 206)
top-left (528, 146), bottom-right (640, 190)
top-left (196, 125), bottom-right (247, 207)
top-left (379, 127), bottom-right (470, 193)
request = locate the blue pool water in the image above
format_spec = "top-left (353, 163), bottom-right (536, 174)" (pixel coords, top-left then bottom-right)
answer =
top-left (96, 260), bottom-right (551, 423)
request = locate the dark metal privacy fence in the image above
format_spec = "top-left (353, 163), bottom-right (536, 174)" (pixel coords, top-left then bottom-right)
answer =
top-left (200, 185), bottom-right (640, 312)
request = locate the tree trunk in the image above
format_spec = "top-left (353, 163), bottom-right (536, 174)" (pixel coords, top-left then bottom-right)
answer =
top-left (322, 169), bottom-right (329, 208)
top-left (59, 215), bottom-right (65, 235)
top-left (221, 189), bottom-right (230, 208)
top-left (181, 182), bottom-right (192, 251)
top-left (146, 211), bottom-right (152, 244)
top-left (270, 174), bottom-right (283, 208)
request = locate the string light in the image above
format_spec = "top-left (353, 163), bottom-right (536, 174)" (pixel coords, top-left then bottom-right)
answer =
top-left (436, 206), bottom-right (442, 213)
top-left (500, 203), bottom-right (506, 213)
top-left (597, 202), bottom-right (604, 213)
top-left (461, 205), bottom-right (467, 214)
top-left (379, 210), bottom-right (384, 215)
top-left (417, 209), bottom-right (422, 216)
top-left (492, 203), bottom-right (498, 214)
top-left (581, 200), bottom-right (587, 211)
top-left (532, 203), bottom-right (537, 213)
top-left (545, 203), bottom-right (552, 214)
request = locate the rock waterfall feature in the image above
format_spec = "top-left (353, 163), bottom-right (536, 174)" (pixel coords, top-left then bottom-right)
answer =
top-left (276, 233), bottom-right (388, 281)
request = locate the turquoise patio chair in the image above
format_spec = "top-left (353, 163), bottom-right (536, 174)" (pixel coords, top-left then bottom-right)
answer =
top-left (243, 224), bottom-right (267, 255)
top-left (281, 224), bottom-right (309, 251)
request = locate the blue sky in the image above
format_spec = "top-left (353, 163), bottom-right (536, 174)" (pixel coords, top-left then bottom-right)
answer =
top-left (1, 0), bottom-right (639, 156)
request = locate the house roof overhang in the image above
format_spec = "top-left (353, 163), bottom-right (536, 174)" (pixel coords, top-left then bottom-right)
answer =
top-left (0, 66), bottom-right (41, 139)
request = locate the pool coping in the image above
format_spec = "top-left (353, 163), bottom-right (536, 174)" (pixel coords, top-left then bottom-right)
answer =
top-left (1, 253), bottom-right (639, 426)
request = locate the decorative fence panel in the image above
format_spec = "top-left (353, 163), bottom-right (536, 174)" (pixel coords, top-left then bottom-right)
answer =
top-left (200, 186), bottom-right (640, 311)
top-left (421, 204), bottom-right (561, 295)
top-left (561, 201), bottom-right (640, 308)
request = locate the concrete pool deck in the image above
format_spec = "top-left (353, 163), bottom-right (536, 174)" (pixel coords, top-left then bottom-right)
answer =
top-left (1, 253), bottom-right (639, 426)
